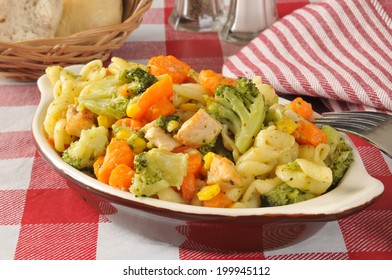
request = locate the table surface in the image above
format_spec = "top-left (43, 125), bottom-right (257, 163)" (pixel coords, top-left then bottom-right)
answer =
top-left (0, 0), bottom-right (391, 260)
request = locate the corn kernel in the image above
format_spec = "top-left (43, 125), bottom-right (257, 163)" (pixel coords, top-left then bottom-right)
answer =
top-left (97, 115), bottom-right (115, 129)
top-left (166, 120), bottom-right (179, 132)
top-left (116, 129), bottom-right (131, 140)
top-left (132, 137), bottom-right (147, 154)
top-left (197, 184), bottom-right (220, 201)
top-left (179, 103), bottom-right (197, 111)
top-left (126, 103), bottom-right (141, 118)
top-left (275, 118), bottom-right (298, 134)
top-left (203, 152), bottom-right (215, 170)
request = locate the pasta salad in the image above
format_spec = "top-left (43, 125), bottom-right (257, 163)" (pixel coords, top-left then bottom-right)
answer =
top-left (43, 55), bottom-right (354, 208)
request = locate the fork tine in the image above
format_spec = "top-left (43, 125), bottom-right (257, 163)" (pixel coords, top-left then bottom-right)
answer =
top-left (313, 119), bottom-right (373, 132)
top-left (314, 111), bottom-right (391, 129)
top-left (321, 111), bottom-right (391, 122)
top-left (314, 116), bottom-right (380, 128)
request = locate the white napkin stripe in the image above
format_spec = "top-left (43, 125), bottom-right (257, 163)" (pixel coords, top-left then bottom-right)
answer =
top-left (250, 34), bottom-right (311, 95)
top-left (222, 0), bottom-right (391, 111)
top-left (246, 41), bottom-right (301, 93)
top-left (371, 0), bottom-right (392, 29)
top-left (335, 1), bottom-right (392, 109)
top-left (350, 1), bottom-right (392, 60)
top-left (233, 46), bottom-right (288, 93)
top-left (334, 1), bottom-right (392, 63)
top-left (297, 8), bottom-right (383, 109)
top-left (272, 21), bottom-right (344, 99)
top-left (283, 10), bottom-right (370, 104)
top-left (324, 1), bottom-right (392, 93)
top-left (308, 13), bottom-right (390, 110)
top-left (225, 54), bottom-right (258, 79)
top-left (260, 29), bottom-right (329, 97)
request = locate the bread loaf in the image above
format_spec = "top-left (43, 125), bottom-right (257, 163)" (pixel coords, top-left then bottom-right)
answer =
top-left (55, 0), bottom-right (123, 37)
top-left (0, 0), bottom-right (63, 42)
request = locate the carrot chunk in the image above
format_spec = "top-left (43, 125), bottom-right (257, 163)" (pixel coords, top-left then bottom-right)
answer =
top-left (148, 55), bottom-right (191, 84)
top-left (181, 172), bottom-right (198, 202)
top-left (108, 164), bottom-right (135, 191)
top-left (114, 118), bottom-right (146, 131)
top-left (293, 120), bottom-right (328, 146)
top-left (127, 74), bottom-right (173, 120)
top-left (289, 97), bottom-right (314, 120)
top-left (95, 138), bottom-right (134, 184)
top-left (203, 192), bottom-right (233, 208)
top-left (93, 156), bottom-right (104, 178)
top-left (198, 69), bottom-right (236, 95)
top-left (173, 146), bottom-right (203, 177)
top-left (144, 96), bottom-right (176, 122)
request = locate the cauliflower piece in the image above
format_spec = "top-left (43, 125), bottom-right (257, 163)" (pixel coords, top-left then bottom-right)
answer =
top-left (62, 126), bottom-right (109, 170)
top-left (130, 148), bottom-right (188, 197)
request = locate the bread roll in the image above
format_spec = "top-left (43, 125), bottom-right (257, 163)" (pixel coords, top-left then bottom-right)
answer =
top-left (55, 0), bottom-right (123, 37)
top-left (0, 0), bottom-right (63, 42)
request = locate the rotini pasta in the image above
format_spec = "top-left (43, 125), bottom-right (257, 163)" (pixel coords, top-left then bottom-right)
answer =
top-left (44, 92), bottom-right (74, 139)
top-left (298, 143), bottom-right (330, 165)
top-left (276, 159), bottom-right (333, 195)
top-left (43, 55), bottom-right (354, 208)
top-left (252, 177), bottom-right (284, 195)
top-left (236, 126), bottom-right (299, 179)
top-left (44, 60), bottom-right (114, 148)
top-left (108, 57), bottom-right (147, 75)
top-left (53, 118), bottom-right (73, 152)
top-left (78, 60), bottom-right (107, 82)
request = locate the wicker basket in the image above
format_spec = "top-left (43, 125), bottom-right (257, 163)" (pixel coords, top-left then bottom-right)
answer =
top-left (0, 0), bottom-right (153, 82)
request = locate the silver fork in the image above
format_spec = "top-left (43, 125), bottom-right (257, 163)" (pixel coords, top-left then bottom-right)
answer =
top-left (313, 111), bottom-right (392, 159)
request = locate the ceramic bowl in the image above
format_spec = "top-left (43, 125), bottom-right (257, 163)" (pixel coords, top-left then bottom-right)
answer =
top-left (32, 66), bottom-right (384, 251)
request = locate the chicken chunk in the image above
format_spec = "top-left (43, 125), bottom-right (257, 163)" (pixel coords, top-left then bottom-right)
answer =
top-left (65, 104), bottom-right (97, 137)
top-left (174, 108), bottom-right (223, 148)
top-left (207, 154), bottom-right (242, 191)
top-left (144, 126), bottom-right (182, 151)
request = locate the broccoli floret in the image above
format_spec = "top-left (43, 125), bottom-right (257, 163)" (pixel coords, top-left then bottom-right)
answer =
top-left (206, 78), bottom-right (266, 154)
top-left (197, 139), bottom-right (216, 155)
top-left (155, 114), bottom-right (180, 133)
top-left (130, 148), bottom-right (188, 197)
top-left (322, 125), bottom-right (354, 187)
top-left (197, 135), bottom-right (234, 161)
top-left (261, 183), bottom-right (316, 207)
top-left (118, 68), bottom-right (157, 95)
top-left (77, 68), bottom-right (156, 120)
top-left (78, 82), bottom-right (129, 120)
top-left (62, 126), bottom-right (109, 170)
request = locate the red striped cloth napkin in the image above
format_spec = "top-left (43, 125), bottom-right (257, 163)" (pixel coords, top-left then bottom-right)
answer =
top-left (222, 0), bottom-right (392, 113)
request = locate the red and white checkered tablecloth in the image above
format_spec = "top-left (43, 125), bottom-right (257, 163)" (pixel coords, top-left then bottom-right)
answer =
top-left (0, 0), bottom-right (391, 260)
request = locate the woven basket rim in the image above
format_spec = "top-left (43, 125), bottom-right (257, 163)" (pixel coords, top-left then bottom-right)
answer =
top-left (0, 0), bottom-right (152, 46)
top-left (0, 0), bottom-right (153, 81)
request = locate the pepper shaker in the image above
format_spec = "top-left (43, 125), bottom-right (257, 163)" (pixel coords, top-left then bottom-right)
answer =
top-left (219, 0), bottom-right (278, 44)
top-left (169, 0), bottom-right (226, 32)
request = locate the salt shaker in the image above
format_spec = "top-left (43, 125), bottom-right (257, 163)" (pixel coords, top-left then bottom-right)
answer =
top-left (219, 0), bottom-right (278, 44)
top-left (169, 0), bottom-right (226, 32)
